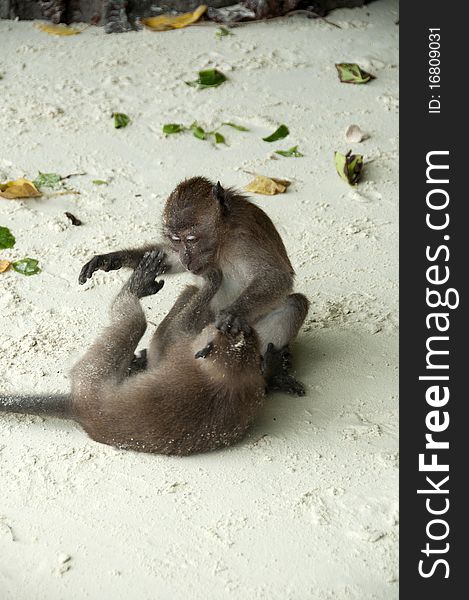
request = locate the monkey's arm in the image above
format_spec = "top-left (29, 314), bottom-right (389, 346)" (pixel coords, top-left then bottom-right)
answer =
top-left (216, 269), bottom-right (292, 335)
top-left (78, 243), bottom-right (183, 285)
top-left (179, 269), bottom-right (222, 334)
top-left (74, 251), bottom-right (165, 388)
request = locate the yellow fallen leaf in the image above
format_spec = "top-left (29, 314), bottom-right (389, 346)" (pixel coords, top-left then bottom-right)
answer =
top-left (0, 178), bottom-right (42, 199)
top-left (0, 260), bottom-right (11, 273)
top-left (245, 175), bottom-right (291, 196)
top-left (36, 23), bottom-right (80, 36)
top-left (142, 5), bottom-right (207, 31)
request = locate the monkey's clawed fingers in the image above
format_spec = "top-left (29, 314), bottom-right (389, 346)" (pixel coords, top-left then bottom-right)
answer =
top-left (78, 252), bottom-right (123, 284)
top-left (215, 312), bottom-right (252, 336)
top-left (267, 374), bottom-right (306, 397)
top-left (126, 251), bottom-right (167, 298)
top-left (262, 343), bottom-right (305, 397)
top-left (195, 341), bottom-right (214, 359)
top-left (139, 250), bottom-right (167, 276)
top-left (263, 343), bottom-right (291, 372)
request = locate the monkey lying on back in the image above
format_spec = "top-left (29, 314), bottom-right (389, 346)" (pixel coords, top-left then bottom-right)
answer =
top-left (79, 176), bottom-right (309, 394)
top-left (0, 251), bottom-right (269, 455)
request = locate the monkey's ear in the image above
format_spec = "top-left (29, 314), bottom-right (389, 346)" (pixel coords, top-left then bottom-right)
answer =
top-left (212, 181), bottom-right (229, 215)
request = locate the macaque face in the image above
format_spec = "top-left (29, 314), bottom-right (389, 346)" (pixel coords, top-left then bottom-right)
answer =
top-left (166, 225), bottom-right (217, 275)
top-left (163, 177), bottom-right (224, 274)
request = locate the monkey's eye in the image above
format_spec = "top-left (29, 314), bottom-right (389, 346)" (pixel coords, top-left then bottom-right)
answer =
top-left (171, 235), bottom-right (181, 242)
top-left (186, 235), bottom-right (197, 242)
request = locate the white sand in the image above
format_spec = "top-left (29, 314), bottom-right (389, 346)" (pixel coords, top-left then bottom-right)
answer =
top-left (0, 2), bottom-right (398, 598)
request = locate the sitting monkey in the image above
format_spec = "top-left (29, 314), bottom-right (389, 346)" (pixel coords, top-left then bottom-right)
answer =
top-left (79, 177), bottom-right (309, 394)
top-left (1, 251), bottom-right (269, 455)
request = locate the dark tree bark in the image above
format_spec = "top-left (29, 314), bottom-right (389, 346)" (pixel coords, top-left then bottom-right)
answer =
top-left (0, 0), bottom-right (370, 26)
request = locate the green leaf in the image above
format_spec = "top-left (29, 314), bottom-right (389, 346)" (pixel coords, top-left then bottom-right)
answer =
top-left (334, 150), bottom-right (364, 185)
top-left (216, 27), bottom-right (233, 39)
top-left (221, 122), bottom-right (249, 131)
top-left (190, 122), bottom-right (206, 140)
top-left (163, 123), bottom-right (185, 135)
top-left (275, 145), bottom-right (304, 158)
top-left (33, 172), bottom-right (62, 189)
top-left (214, 132), bottom-right (225, 144)
top-left (335, 63), bottom-right (375, 84)
top-left (112, 112), bottom-right (130, 129)
top-left (12, 258), bottom-right (41, 276)
top-left (262, 124), bottom-right (289, 143)
top-left (0, 226), bottom-right (15, 250)
top-left (199, 69), bottom-right (227, 87)
top-left (186, 69), bottom-right (227, 89)
top-left (92, 179), bottom-right (108, 185)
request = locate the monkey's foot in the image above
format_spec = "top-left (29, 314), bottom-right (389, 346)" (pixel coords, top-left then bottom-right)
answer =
top-left (126, 251), bottom-right (166, 298)
top-left (262, 343), bottom-right (290, 378)
top-left (195, 342), bottom-right (214, 359)
top-left (267, 373), bottom-right (306, 397)
top-left (262, 343), bottom-right (305, 397)
top-left (215, 311), bottom-right (252, 336)
top-left (127, 349), bottom-right (148, 376)
top-left (79, 252), bottom-right (124, 284)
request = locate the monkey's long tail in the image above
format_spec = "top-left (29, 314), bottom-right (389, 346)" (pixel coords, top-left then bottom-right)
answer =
top-left (0, 394), bottom-right (71, 418)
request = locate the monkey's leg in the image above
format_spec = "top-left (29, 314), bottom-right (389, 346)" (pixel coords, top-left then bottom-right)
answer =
top-left (73, 291), bottom-right (147, 389)
top-left (178, 269), bottom-right (222, 334)
top-left (73, 251), bottom-right (165, 387)
top-left (146, 285), bottom-right (199, 367)
top-left (215, 270), bottom-right (293, 336)
top-left (148, 270), bottom-right (221, 366)
top-left (255, 293), bottom-right (309, 396)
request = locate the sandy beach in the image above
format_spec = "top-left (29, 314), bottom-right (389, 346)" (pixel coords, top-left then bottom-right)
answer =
top-left (0, 2), bottom-right (398, 598)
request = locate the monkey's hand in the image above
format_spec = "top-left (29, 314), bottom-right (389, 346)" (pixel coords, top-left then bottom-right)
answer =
top-left (195, 341), bottom-right (214, 359)
top-left (262, 343), bottom-right (305, 397)
top-left (125, 251), bottom-right (166, 299)
top-left (79, 252), bottom-right (125, 284)
top-left (215, 310), bottom-right (252, 336)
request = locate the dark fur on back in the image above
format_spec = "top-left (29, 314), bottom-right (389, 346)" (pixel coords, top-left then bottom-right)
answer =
top-left (69, 254), bottom-right (267, 456)
top-left (73, 329), bottom-right (265, 455)
top-left (1, 175), bottom-right (309, 446)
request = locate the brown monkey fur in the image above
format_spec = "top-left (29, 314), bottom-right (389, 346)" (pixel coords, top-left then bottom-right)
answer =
top-left (79, 177), bottom-right (309, 393)
top-left (0, 177), bottom-right (309, 451)
top-left (1, 251), bottom-right (266, 455)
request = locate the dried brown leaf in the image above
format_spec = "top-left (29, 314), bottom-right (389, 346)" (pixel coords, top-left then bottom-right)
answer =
top-left (0, 178), bottom-right (42, 199)
top-left (0, 260), bottom-right (11, 273)
top-left (245, 175), bottom-right (291, 195)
